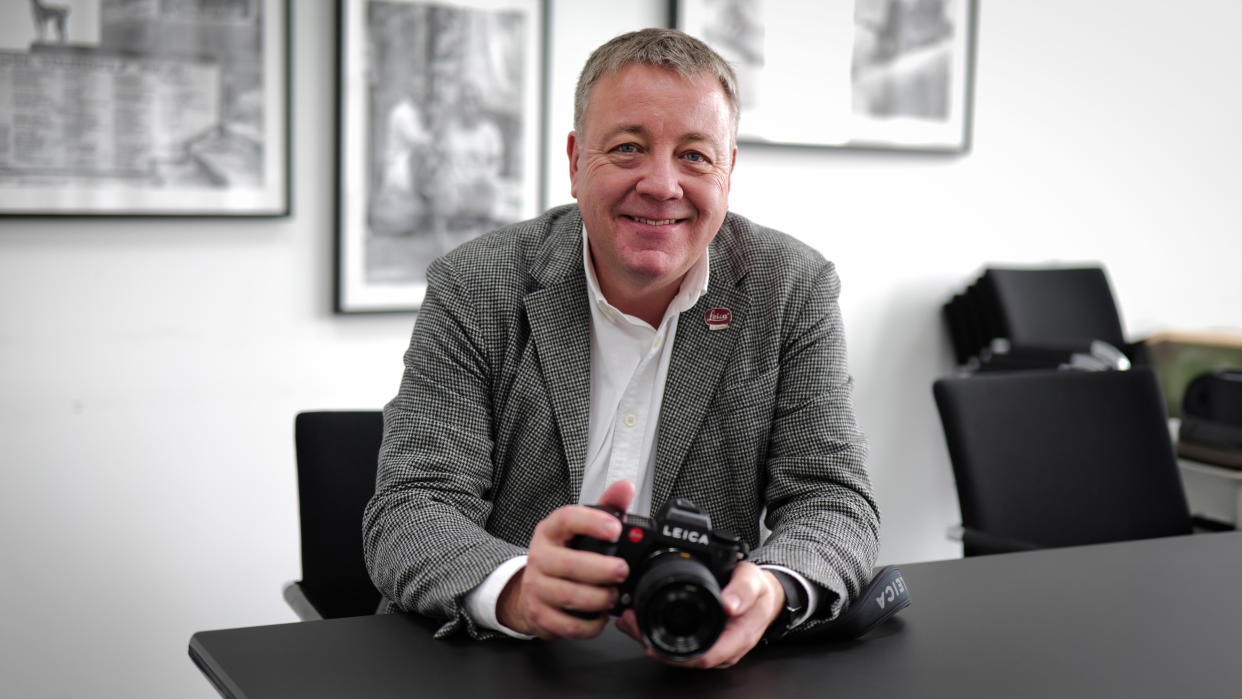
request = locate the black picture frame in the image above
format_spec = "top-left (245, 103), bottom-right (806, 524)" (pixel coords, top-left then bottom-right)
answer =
top-left (335, 0), bottom-right (548, 313)
top-left (0, 0), bottom-right (291, 216)
top-left (672, 0), bottom-right (976, 153)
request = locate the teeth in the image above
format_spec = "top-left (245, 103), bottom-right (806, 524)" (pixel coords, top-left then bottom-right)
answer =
top-left (631, 216), bottom-right (676, 226)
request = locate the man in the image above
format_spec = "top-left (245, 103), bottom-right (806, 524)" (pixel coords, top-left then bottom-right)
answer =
top-left (363, 28), bottom-right (879, 670)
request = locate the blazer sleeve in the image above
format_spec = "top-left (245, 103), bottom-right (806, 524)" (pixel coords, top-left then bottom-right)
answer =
top-left (361, 253), bottom-right (524, 640)
top-left (746, 257), bottom-right (881, 629)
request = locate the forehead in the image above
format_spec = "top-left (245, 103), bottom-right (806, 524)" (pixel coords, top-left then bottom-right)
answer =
top-left (581, 63), bottom-right (732, 142)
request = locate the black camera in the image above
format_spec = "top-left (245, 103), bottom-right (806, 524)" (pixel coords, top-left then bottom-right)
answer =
top-left (569, 498), bottom-right (748, 660)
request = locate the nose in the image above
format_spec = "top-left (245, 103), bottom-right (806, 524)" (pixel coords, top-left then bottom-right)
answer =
top-left (634, 155), bottom-right (682, 200)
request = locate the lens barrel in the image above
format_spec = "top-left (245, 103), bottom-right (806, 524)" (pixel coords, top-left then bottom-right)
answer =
top-left (632, 551), bottom-right (726, 659)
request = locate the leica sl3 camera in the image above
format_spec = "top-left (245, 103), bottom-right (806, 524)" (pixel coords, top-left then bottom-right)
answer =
top-left (570, 498), bottom-right (748, 660)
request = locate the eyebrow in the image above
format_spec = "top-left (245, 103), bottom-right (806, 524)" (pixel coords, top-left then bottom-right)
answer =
top-left (604, 125), bottom-right (718, 148)
top-left (603, 124), bottom-right (647, 141)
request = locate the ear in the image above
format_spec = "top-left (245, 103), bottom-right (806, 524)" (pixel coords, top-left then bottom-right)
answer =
top-left (567, 131), bottom-right (580, 199)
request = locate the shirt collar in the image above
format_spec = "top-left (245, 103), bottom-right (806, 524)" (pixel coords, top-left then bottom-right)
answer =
top-left (581, 225), bottom-right (710, 327)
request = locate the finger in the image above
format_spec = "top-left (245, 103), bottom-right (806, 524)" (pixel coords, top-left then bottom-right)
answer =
top-left (595, 479), bottom-right (636, 513)
top-left (699, 625), bottom-right (751, 668)
top-left (668, 618), bottom-right (755, 669)
top-left (672, 566), bottom-right (784, 669)
top-left (502, 566), bottom-right (615, 641)
top-left (536, 504), bottom-right (625, 546)
top-left (523, 600), bottom-right (612, 640)
top-left (528, 543), bottom-right (628, 587)
top-left (524, 572), bottom-right (619, 616)
top-left (634, 611), bottom-right (753, 669)
top-left (615, 609), bottom-right (644, 644)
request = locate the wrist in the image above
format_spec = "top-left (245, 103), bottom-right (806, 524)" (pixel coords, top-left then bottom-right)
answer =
top-left (496, 567), bottom-right (531, 635)
top-left (762, 569), bottom-right (806, 642)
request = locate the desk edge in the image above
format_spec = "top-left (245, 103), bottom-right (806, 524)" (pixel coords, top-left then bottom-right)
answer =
top-left (189, 632), bottom-right (247, 699)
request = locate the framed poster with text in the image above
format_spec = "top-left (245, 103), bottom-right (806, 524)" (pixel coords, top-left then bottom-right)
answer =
top-left (0, 0), bottom-right (290, 216)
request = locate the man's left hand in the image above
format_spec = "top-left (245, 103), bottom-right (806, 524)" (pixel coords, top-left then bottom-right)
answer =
top-left (615, 561), bottom-right (785, 669)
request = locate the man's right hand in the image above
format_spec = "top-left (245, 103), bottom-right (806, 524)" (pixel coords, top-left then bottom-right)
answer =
top-left (497, 480), bottom-right (635, 639)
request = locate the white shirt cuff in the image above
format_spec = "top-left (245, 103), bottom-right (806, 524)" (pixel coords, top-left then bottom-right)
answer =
top-left (463, 555), bottom-right (536, 640)
top-left (759, 563), bottom-right (820, 628)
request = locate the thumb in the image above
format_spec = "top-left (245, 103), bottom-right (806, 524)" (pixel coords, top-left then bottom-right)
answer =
top-left (596, 480), bottom-right (636, 514)
top-left (721, 562), bottom-right (768, 616)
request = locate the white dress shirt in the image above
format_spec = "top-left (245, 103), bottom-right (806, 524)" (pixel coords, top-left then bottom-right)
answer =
top-left (464, 227), bottom-right (816, 638)
top-left (577, 227), bottom-right (709, 515)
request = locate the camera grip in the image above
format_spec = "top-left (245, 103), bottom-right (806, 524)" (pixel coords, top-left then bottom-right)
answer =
top-left (568, 532), bottom-right (618, 556)
top-left (565, 531), bottom-right (619, 621)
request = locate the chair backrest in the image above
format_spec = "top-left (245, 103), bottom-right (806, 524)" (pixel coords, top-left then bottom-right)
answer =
top-left (980, 267), bottom-right (1126, 349)
top-left (293, 410), bottom-right (383, 618)
top-left (933, 368), bottom-right (1191, 555)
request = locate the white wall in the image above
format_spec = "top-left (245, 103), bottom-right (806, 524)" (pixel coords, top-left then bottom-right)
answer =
top-left (1, 1), bottom-right (1239, 696)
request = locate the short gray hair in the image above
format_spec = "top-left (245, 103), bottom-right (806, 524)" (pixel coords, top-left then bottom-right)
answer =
top-left (573, 28), bottom-right (740, 143)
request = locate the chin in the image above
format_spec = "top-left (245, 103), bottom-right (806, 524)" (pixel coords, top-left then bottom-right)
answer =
top-left (621, 258), bottom-right (685, 285)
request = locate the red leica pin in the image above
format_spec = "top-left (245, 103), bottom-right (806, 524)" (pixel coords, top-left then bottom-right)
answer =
top-left (705, 308), bottom-right (731, 331)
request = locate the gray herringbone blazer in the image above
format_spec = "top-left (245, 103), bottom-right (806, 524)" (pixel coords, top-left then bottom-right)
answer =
top-left (363, 204), bottom-right (880, 639)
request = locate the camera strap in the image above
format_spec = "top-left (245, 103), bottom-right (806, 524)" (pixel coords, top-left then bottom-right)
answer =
top-left (811, 565), bottom-right (910, 641)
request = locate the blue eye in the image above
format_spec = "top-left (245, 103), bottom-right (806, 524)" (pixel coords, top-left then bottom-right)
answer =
top-left (614, 143), bottom-right (638, 153)
top-left (684, 151), bottom-right (706, 163)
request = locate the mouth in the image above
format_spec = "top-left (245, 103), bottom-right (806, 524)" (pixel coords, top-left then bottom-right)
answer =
top-left (624, 215), bottom-right (684, 226)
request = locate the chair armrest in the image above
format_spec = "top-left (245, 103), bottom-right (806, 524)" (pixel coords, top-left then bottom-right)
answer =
top-left (980, 339), bottom-right (1132, 372)
top-left (985, 338), bottom-right (1093, 360)
top-left (282, 581), bottom-right (324, 621)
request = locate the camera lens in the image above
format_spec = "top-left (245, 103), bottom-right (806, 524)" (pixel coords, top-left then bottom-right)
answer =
top-left (632, 551), bottom-right (726, 660)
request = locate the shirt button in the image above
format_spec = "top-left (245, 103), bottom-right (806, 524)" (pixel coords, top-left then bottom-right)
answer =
top-left (622, 413), bottom-right (638, 427)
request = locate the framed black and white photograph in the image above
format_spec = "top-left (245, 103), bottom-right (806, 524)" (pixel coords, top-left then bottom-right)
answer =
top-left (674, 0), bottom-right (976, 152)
top-left (0, 0), bottom-right (290, 216)
top-left (336, 0), bottom-right (546, 313)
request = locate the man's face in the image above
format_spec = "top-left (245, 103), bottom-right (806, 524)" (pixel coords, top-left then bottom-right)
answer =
top-left (568, 63), bottom-right (736, 307)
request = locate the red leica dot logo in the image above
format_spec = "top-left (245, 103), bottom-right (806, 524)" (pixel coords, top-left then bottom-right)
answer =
top-left (705, 308), bottom-right (731, 330)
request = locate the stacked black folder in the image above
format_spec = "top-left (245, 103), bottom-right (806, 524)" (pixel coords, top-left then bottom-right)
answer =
top-left (943, 266), bottom-right (1140, 372)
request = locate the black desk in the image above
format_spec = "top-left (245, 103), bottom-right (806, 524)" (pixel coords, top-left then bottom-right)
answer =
top-left (191, 532), bottom-right (1242, 698)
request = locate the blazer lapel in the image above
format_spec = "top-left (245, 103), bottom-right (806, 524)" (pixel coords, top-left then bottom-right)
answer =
top-left (652, 219), bottom-right (750, 508)
top-left (525, 209), bottom-right (592, 497)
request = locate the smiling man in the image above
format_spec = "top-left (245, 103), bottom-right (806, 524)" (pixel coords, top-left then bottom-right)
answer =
top-left (569, 61), bottom-right (735, 327)
top-left (364, 28), bottom-right (879, 670)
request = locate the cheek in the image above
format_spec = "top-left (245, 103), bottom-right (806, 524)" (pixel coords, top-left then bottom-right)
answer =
top-left (687, 174), bottom-right (730, 211)
top-left (587, 172), bottom-right (635, 208)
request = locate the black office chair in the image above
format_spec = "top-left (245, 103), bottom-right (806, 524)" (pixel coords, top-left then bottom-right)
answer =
top-left (933, 367), bottom-right (1193, 556)
top-left (944, 266), bottom-right (1141, 372)
top-left (283, 410), bottom-right (384, 620)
